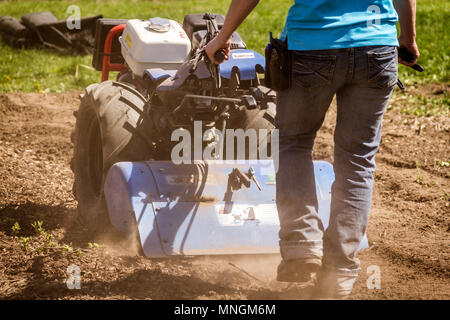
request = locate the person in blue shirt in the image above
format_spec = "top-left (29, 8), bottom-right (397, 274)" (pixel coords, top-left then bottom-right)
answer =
top-left (206, 0), bottom-right (419, 298)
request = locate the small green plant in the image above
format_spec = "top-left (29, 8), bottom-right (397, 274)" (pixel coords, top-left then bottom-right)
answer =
top-left (437, 159), bottom-right (450, 167)
top-left (43, 232), bottom-right (56, 248)
top-left (31, 220), bottom-right (44, 235)
top-left (11, 222), bottom-right (21, 236)
top-left (399, 93), bottom-right (450, 117)
top-left (21, 236), bottom-right (32, 252)
top-left (61, 243), bottom-right (73, 253)
top-left (415, 162), bottom-right (425, 186)
top-left (30, 221), bottom-right (59, 250)
top-left (88, 242), bottom-right (103, 250)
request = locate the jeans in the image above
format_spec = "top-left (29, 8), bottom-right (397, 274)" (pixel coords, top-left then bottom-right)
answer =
top-left (275, 46), bottom-right (397, 290)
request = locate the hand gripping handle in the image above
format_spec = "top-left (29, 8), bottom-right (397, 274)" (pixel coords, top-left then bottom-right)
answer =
top-left (214, 49), bottom-right (227, 63)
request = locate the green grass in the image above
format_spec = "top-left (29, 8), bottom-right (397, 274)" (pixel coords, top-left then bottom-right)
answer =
top-left (400, 0), bottom-right (450, 84)
top-left (0, 0), bottom-right (448, 92)
top-left (391, 89), bottom-right (450, 116)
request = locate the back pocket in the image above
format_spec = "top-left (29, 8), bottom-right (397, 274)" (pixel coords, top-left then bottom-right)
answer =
top-left (367, 47), bottom-right (398, 89)
top-left (292, 52), bottom-right (336, 90)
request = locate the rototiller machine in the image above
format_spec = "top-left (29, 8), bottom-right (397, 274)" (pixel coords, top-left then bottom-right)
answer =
top-left (71, 13), bottom-right (368, 257)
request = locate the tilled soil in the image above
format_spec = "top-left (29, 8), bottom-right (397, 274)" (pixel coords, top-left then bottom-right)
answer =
top-left (0, 85), bottom-right (449, 299)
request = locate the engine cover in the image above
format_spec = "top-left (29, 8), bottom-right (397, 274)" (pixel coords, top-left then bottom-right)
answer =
top-left (119, 18), bottom-right (191, 77)
top-left (219, 49), bottom-right (266, 81)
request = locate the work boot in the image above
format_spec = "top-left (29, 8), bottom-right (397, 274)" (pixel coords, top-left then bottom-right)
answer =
top-left (313, 266), bottom-right (358, 299)
top-left (276, 259), bottom-right (321, 283)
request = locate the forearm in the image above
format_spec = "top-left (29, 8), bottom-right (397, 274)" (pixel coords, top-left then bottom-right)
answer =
top-left (217, 0), bottom-right (260, 42)
top-left (394, 0), bottom-right (416, 41)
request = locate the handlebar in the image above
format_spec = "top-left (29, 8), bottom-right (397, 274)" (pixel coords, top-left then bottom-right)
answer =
top-left (398, 47), bottom-right (423, 72)
top-left (214, 49), bottom-right (226, 63)
top-left (396, 47), bottom-right (424, 92)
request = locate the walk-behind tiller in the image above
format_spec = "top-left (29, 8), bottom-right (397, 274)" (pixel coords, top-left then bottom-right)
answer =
top-left (71, 13), bottom-right (368, 257)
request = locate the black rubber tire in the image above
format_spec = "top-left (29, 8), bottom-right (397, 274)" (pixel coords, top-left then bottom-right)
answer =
top-left (227, 90), bottom-right (276, 160)
top-left (71, 80), bottom-right (155, 232)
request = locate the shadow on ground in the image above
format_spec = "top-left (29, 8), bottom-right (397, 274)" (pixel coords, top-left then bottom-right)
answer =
top-left (0, 202), bottom-right (75, 236)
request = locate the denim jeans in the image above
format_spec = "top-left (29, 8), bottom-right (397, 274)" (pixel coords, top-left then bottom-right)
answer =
top-left (275, 46), bottom-right (397, 291)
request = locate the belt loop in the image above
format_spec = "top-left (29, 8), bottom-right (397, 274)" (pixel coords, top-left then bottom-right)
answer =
top-left (348, 47), bottom-right (355, 81)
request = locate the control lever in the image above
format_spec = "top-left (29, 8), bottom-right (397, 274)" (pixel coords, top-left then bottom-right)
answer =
top-left (398, 47), bottom-right (424, 72)
top-left (396, 47), bottom-right (424, 92)
top-left (229, 168), bottom-right (251, 191)
top-left (241, 95), bottom-right (258, 110)
top-left (247, 167), bottom-right (262, 191)
top-left (228, 167), bottom-right (262, 191)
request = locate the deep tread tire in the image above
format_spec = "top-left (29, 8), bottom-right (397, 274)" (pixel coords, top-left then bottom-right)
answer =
top-left (228, 93), bottom-right (276, 159)
top-left (71, 80), bottom-right (154, 232)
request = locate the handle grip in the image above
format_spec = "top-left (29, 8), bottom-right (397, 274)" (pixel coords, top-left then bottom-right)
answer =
top-left (214, 49), bottom-right (226, 63)
top-left (398, 47), bottom-right (424, 72)
top-left (410, 64), bottom-right (424, 72)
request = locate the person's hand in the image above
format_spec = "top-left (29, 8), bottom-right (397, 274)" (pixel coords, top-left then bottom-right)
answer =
top-left (398, 35), bottom-right (420, 66)
top-left (205, 35), bottom-right (231, 64)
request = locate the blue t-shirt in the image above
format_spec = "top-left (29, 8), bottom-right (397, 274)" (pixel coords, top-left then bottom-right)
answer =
top-left (281, 0), bottom-right (399, 50)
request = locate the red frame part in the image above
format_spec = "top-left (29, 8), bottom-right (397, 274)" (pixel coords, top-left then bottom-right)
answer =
top-left (101, 24), bottom-right (128, 82)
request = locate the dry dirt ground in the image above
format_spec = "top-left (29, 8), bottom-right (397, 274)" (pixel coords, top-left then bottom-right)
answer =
top-left (0, 84), bottom-right (449, 300)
